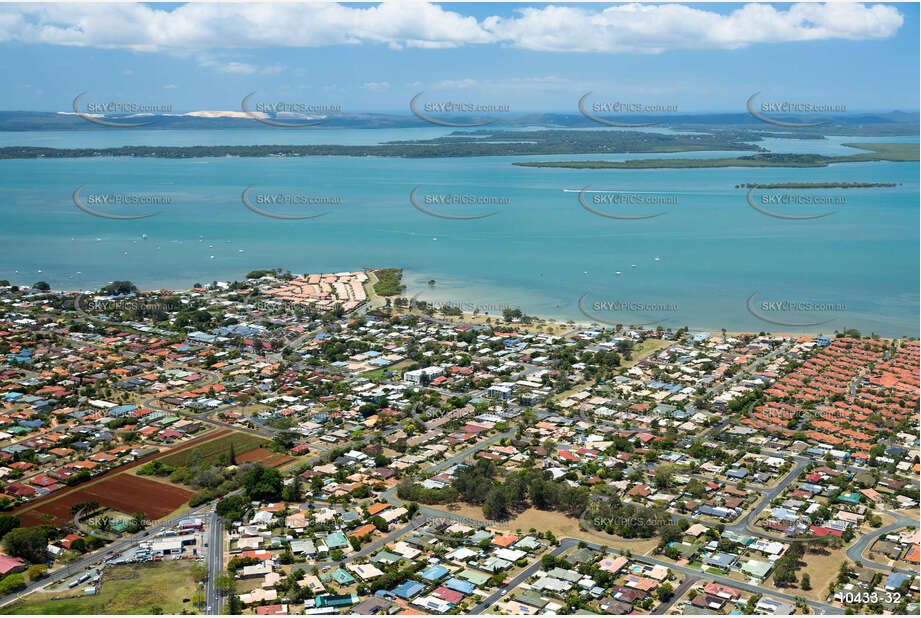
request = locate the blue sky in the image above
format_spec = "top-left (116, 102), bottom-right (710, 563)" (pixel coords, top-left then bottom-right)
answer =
top-left (0, 2), bottom-right (917, 113)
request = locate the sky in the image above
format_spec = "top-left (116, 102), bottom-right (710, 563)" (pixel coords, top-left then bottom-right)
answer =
top-left (0, 1), bottom-right (918, 113)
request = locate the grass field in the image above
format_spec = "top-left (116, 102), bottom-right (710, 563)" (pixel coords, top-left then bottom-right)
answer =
top-left (359, 358), bottom-right (415, 379)
top-left (157, 431), bottom-right (268, 467)
top-left (622, 338), bottom-right (671, 368)
top-left (515, 142), bottom-right (919, 169)
top-left (0, 563), bottom-right (198, 615)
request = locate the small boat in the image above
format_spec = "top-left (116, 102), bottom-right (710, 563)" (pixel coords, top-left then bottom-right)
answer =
top-left (631, 264), bottom-right (637, 268)
top-left (209, 255), bottom-right (215, 260)
top-left (615, 271), bottom-right (621, 276)
top-left (654, 256), bottom-right (660, 261)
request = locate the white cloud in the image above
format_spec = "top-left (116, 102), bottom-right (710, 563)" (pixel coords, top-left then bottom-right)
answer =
top-left (436, 78), bottom-right (477, 89)
top-left (482, 2), bottom-right (904, 53)
top-left (196, 54), bottom-right (285, 75)
top-left (0, 2), bottom-right (904, 56)
top-left (363, 81), bottom-right (391, 91)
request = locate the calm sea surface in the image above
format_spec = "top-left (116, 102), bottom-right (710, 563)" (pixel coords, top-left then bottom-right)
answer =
top-left (1, 128), bottom-right (917, 336)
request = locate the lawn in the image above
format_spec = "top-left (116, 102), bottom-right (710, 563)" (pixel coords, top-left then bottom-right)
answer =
top-left (622, 338), bottom-right (671, 368)
top-left (760, 547), bottom-right (850, 604)
top-left (359, 358), bottom-right (414, 380)
top-left (157, 431), bottom-right (269, 467)
top-left (1, 563), bottom-right (199, 615)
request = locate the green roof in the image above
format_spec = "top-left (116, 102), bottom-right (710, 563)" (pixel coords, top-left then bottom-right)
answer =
top-left (331, 568), bottom-right (355, 585)
top-left (741, 559), bottom-right (772, 578)
top-left (514, 589), bottom-right (548, 608)
top-left (458, 569), bottom-right (490, 586)
top-left (372, 550), bottom-right (401, 564)
top-left (325, 531), bottom-right (349, 549)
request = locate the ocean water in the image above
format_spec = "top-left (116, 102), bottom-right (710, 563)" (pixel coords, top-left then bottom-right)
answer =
top-left (0, 129), bottom-right (917, 337)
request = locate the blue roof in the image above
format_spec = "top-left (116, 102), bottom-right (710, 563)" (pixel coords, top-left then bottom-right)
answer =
top-left (704, 552), bottom-right (736, 568)
top-left (885, 573), bottom-right (909, 588)
top-left (421, 565), bottom-right (449, 582)
top-left (771, 507), bottom-right (799, 522)
top-left (444, 578), bottom-right (475, 594)
top-left (392, 580), bottom-right (425, 599)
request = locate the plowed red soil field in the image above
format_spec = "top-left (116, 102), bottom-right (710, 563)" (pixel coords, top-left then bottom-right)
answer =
top-left (17, 475), bottom-right (193, 527)
top-left (11, 429), bottom-right (228, 526)
top-left (235, 447), bottom-right (294, 468)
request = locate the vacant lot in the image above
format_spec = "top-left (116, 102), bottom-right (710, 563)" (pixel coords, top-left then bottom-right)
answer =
top-left (235, 447), bottom-right (294, 468)
top-left (761, 546), bottom-right (850, 604)
top-left (622, 338), bottom-right (671, 368)
top-left (436, 505), bottom-right (658, 553)
top-left (0, 562), bottom-right (198, 615)
top-left (17, 475), bottom-right (194, 527)
top-left (158, 432), bottom-right (268, 467)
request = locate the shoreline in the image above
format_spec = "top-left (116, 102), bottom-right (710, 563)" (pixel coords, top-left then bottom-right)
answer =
top-left (55, 274), bottom-right (839, 340)
top-left (13, 266), bottom-right (913, 339)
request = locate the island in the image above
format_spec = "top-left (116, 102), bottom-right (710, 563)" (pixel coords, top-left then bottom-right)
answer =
top-left (512, 143), bottom-right (919, 169)
top-left (735, 182), bottom-right (900, 189)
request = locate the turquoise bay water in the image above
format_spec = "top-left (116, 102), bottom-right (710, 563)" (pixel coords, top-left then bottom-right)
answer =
top-left (0, 130), bottom-right (917, 336)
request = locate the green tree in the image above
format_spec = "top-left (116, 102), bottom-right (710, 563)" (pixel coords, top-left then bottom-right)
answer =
top-left (0, 515), bottom-right (20, 540)
top-left (0, 573), bottom-right (25, 594)
top-left (215, 575), bottom-right (235, 594)
top-left (656, 582), bottom-right (674, 600)
top-left (2, 526), bottom-right (54, 563)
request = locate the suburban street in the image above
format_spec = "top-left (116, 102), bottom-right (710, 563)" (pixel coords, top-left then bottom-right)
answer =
top-left (468, 537), bottom-right (841, 615)
top-left (845, 509), bottom-right (919, 575)
top-left (205, 510), bottom-right (224, 615)
top-left (652, 574), bottom-right (698, 615)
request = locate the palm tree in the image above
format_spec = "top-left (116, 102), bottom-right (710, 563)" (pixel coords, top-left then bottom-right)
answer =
top-left (131, 512), bottom-right (148, 530)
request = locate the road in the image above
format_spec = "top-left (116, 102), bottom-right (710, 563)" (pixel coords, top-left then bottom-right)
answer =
top-left (845, 509), bottom-right (919, 575)
top-left (652, 574), bottom-right (698, 615)
top-left (728, 457), bottom-right (810, 535)
top-left (205, 510), bottom-right (224, 614)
